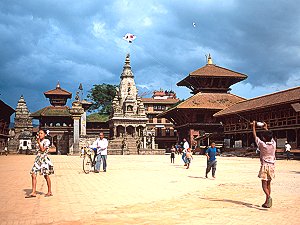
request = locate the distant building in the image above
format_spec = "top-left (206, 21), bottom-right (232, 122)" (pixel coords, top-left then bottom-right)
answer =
top-left (0, 100), bottom-right (14, 152)
top-left (142, 90), bottom-right (180, 149)
top-left (214, 87), bottom-right (300, 149)
top-left (86, 113), bottom-right (110, 136)
top-left (158, 55), bottom-right (246, 148)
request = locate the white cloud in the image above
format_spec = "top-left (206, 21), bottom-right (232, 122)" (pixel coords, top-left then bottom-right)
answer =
top-left (92, 21), bottom-right (107, 38)
top-left (142, 17), bottom-right (152, 27)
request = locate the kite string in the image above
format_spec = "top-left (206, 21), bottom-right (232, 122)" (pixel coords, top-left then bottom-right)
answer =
top-left (236, 113), bottom-right (251, 123)
top-left (129, 43), bottom-right (184, 84)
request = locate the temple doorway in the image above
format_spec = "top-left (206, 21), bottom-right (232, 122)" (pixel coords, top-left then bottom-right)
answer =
top-left (126, 126), bottom-right (135, 137)
top-left (117, 125), bottom-right (125, 137)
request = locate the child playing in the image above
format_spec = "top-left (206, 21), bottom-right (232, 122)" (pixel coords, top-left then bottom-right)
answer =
top-left (205, 142), bottom-right (217, 178)
top-left (170, 145), bottom-right (175, 163)
top-left (185, 148), bottom-right (193, 169)
top-left (252, 121), bottom-right (276, 208)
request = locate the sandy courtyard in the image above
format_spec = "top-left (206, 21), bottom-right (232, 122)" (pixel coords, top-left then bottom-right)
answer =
top-left (0, 154), bottom-right (299, 225)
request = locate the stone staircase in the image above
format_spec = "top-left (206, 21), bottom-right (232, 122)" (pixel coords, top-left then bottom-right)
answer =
top-left (108, 136), bottom-right (139, 155)
top-left (107, 136), bottom-right (165, 155)
top-left (126, 136), bottom-right (138, 155)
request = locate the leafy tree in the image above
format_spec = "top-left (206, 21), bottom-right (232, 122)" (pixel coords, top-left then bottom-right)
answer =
top-left (87, 83), bottom-right (117, 114)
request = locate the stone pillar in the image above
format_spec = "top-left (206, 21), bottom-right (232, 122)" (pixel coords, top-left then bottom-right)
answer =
top-left (143, 136), bottom-right (147, 149)
top-left (80, 111), bottom-right (87, 136)
top-left (70, 101), bottom-right (84, 155)
top-left (113, 126), bottom-right (117, 138)
top-left (151, 136), bottom-right (155, 149)
top-left (134, 126), bottom-right (137, 138)
top-left (74, 118), bottom-right (80, 143)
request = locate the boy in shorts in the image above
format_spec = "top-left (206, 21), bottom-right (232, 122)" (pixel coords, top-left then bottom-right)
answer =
top-left (252, 121), bottom-right (276, 208)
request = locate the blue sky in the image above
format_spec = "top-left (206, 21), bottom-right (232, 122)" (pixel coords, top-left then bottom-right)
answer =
top-left (0, 0), bottom-right (300, 114)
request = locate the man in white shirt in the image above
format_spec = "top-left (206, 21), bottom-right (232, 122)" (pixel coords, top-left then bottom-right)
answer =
top-left (93, 132), bottom-right (108, 172)
top-left (285, 141), bottom-right (292, 160)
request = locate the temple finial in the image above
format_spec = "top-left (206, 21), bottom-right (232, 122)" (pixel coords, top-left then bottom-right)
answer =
top-left (207, 54), bottom-right (213, 65)
top-left (56, 81), bottom-right (60, 88)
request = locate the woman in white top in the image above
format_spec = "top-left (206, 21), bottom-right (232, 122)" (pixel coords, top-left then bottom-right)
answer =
top-left (26, 129), bottom-right (54, 198)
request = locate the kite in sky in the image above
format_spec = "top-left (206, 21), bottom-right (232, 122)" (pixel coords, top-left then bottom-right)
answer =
top-left (123, 33), bottom-right (136, 43)
top-left (192, 22), bottom-right (196, 28)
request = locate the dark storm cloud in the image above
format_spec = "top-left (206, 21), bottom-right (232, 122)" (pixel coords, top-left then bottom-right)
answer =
top-left (0, 0), bottom-right (299, 113)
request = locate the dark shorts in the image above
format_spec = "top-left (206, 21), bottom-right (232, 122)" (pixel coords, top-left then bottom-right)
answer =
top-left (207, 160), bottom-right (217, 168)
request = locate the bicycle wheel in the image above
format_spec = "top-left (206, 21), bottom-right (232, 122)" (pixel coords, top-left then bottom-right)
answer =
top-left (83, 155), bottom-right (92, 174)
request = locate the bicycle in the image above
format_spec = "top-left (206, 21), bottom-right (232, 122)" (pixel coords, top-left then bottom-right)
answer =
top-left (82, 147), bottom-right (97, 174)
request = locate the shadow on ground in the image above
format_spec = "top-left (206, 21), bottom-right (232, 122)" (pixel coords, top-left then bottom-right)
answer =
top-left (198, 197), bottom-right (267, 211)
top-left (23, 189), bottom-right (44, 196)
top-left (188, 176), bottom-right (207, 179)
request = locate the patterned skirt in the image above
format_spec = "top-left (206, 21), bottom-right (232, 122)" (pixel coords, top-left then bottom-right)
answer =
top-left (30, 152), bottom-right (54, 175)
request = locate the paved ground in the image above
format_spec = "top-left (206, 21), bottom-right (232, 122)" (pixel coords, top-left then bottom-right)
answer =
top-left (0, 154), bottom-right (299, 225)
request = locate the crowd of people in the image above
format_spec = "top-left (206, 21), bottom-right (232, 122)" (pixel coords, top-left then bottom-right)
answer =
top-left (25, 121), bottom-right (292, 209)
top-left (169, 121), bottom-right (281, 208)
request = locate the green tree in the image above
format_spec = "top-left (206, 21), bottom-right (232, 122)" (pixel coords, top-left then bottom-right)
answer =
top-left (87, 83), bottom-right (117, 114)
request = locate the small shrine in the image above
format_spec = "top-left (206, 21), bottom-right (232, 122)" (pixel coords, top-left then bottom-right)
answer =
top-left (8, 95), bottom-right (33, 153)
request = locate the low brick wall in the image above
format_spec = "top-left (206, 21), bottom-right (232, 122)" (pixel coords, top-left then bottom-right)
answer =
top-left (107, 148), bottom-right (165, 155)
top-left (139, 149), bottom-right (165, 155)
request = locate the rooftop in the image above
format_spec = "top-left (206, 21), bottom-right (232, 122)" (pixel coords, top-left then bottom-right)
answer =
top-left (31, 106), bottom-right (71, 118)
top-left (214, 86), bottom-right (300, 117)
top-left (141, 98), bottom-right (180, 104)
top-left (189, 64), bottom-right (247, 78)
top-left (0, 100), bottom-right (15, 116)
top-left (158, 92), bottom-right (245, 117)
top-left (44, 82), bottom-right (72, 97)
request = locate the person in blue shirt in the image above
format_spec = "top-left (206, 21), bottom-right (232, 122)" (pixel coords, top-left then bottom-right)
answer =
top-left (205, 142), bottom-right (217, 179)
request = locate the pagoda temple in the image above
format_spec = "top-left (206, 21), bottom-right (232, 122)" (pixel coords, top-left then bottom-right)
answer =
top-left (158, 55), bottom-right (247, 148)
top-left (31, 82), bottom-right (73, 154)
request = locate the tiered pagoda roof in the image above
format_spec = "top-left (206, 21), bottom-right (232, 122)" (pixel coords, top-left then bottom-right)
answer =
top-left (31, 82), bottom-right (72, 119)
top-left (177, 55), bottom-right (247, 94)
top-left (44, 82), bottom-right (72, 106)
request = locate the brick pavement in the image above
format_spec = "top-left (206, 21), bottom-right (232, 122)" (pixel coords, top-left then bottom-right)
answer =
top-left (0, 155), bottom-right (299, 225)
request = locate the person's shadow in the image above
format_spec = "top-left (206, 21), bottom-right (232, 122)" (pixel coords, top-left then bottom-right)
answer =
top-left (188, 176), bottom-right (207, 179)
top-left (23, 189), bottom-right (44, 196)
top-left (198, 197), bottom-right (267, 211)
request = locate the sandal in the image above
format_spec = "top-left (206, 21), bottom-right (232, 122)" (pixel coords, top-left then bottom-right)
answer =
top-left (44, 193), bottom-right (53, 197)
top-left (25, 194), bottom-right (36, 198)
